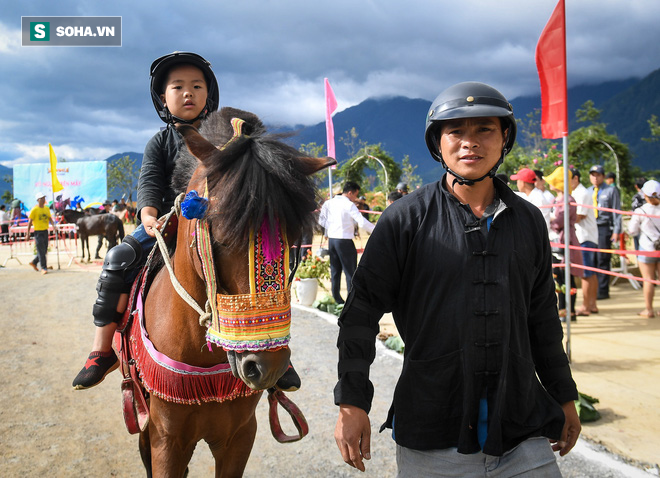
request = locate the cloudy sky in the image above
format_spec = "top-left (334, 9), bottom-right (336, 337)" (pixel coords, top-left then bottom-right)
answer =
top-left (2, 0), bottom-right (659, 167)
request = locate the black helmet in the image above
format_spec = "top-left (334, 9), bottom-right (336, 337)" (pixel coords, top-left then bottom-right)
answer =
top-left (424, 81), bottom-right (516, 186)
top-left (150, 51), bottom-right (219, 125)
top-left (395, 182), bottom-right (408, 192)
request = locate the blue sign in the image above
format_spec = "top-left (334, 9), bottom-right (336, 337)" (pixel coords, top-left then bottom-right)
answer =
top-left (13, 161), bottom-right (107, 206)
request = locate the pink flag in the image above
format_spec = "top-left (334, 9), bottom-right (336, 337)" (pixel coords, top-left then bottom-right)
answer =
top-left (325, 78), bottom-right (338, 161)
top-left (535, 0), bottom-right (568, 139)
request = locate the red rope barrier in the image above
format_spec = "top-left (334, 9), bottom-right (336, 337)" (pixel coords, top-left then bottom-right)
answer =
top-left (553, 262), bottom-right (660, 286)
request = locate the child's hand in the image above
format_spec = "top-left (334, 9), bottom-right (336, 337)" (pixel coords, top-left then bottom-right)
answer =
top-left (143, 216), bottom-right (165, 237)
top-left (141, 207), bottom-right (164, 237)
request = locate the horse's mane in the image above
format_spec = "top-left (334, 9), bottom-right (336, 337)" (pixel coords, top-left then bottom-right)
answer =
top-left (173, 107), bottom-right (319, 248)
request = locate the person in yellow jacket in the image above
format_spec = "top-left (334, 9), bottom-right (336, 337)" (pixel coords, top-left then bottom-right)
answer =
top-left (26, 192), bottom-right (55, 274)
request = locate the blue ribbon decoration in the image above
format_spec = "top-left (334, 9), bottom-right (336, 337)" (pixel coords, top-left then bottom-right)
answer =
top-left (181, 190), bottom-right (209, 219)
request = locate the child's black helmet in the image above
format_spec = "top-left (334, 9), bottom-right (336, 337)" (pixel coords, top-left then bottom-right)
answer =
top-left (150, 51), bottom-right (219, 124)
top-left (424, 82), bottom-right (516, 185)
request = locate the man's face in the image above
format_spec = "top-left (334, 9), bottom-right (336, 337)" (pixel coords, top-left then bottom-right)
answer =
top-left (589, 172), bottom-right (604, 187)
top-left (535, 176), bottom-right (546, 191)
top-left (570, 174), bottom-right (580, 189)
top-left (344, 189), bottom-right (359, 201)
top-left (37, 197), bottom-right (46, 207)
top-left (438, 117), bottom-right (505, 181)
top-left (605, 177), bottom-right (614, 185)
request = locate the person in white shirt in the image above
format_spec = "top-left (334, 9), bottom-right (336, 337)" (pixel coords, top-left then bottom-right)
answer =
top-left (318, 181), bottom-right (376, 303)
top-left (534, 169), bottom-right (556, 206)
top-left (627, 180), bottom-right (660, 318)
top-left (510, 167), bottom-right (552, 229)
top-left (570, 168), bottom-right (600, 316)
top-left (0, 205), bottom-right (10, 243)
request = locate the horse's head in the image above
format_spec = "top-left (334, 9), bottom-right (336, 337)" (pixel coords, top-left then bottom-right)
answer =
top-left (174, 108), bottom-right (335, 390)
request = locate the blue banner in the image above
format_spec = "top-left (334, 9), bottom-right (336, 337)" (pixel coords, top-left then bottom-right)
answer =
top-left (13, 161), bottom-right (107, 206)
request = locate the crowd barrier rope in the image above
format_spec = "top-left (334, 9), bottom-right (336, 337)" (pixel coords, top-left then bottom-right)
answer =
top-left (359, 202), bottom-right (659, 289)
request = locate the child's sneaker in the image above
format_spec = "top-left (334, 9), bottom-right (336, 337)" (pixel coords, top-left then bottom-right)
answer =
top-left (72, 351), bottom-right (119, 390)
top-left (275, 362), bottom-right (301, 392)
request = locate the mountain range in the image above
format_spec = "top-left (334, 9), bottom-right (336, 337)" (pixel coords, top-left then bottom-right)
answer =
top-left (2, 68), bottom-right (658, 200)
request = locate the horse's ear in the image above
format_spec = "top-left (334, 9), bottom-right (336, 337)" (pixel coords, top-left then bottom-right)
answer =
top-left (298, 156), bottom-right (337, 176)
top-left (176, 125), bottom-right (222, 164)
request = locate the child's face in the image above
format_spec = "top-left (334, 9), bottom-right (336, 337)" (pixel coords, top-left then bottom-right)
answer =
top-left (160, 64), bottom-right (208, 123)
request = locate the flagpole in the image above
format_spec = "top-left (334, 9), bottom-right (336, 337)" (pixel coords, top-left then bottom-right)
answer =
top-left (536, 0), bottom-right (571, 360)
top-left (563, 136), bottom-right (570, 359)
top-left (52, 189), bottom-right (61, 270)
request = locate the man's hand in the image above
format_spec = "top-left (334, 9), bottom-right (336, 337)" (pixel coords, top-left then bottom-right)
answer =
top-left (611, 232), bottom-right (619, 243)
top-left (551, 401), bottom-right (581, 456)
top-left (335, 404), bottom-right (371, 472)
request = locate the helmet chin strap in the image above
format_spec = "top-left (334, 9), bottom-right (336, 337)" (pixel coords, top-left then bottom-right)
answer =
top-left (165, 105), bottom-right (210, 126)
top-left (441, 152), bottom-right (505, 189)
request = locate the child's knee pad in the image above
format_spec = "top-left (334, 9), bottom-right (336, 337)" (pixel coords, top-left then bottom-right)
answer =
top-left (92, 238), bottom-right (142, 327)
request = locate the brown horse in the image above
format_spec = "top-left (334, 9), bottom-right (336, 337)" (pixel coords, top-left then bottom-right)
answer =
top-left (134, 107), bottom-right (335, 476)
top-left (60, 209), bottom-right (125, 261)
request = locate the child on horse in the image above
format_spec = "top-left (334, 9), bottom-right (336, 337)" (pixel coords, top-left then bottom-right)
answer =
top-left (73, 52), bottom-right (300, 392)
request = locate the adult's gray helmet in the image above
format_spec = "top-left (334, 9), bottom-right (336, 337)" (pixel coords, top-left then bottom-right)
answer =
top-left (396, 182), bottom-right (408, 192)
top-left (424, 81), bottom-right (516, 186)
top-left (150, 51), bottom-right (219, 125)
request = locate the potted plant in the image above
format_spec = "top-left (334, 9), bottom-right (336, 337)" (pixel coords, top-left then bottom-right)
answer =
top-left (294, 251), bottom-right (330, 306)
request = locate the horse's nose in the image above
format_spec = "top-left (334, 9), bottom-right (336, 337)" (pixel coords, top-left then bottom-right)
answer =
top-left (242, 359), bottom-right (262, 380)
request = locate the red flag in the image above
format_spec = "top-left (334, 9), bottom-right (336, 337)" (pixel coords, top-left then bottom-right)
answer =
top-left (324, 78), bottom-right (338, 162)
top-left (535, 0), bottom-right (568, 139)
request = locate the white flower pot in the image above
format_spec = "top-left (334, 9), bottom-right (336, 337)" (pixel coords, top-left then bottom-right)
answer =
top-left (295, 278), bottom-right (319, 306)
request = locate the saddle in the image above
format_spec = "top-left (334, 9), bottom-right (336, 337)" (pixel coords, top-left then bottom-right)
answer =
top-left (113, 214), bottom-right (179, 434)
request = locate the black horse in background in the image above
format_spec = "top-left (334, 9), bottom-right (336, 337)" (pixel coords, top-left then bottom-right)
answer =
top-left (60, 209), bottom-right (125, 261)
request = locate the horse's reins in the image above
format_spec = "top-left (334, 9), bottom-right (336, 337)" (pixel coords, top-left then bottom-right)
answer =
top-left (152, 194), bottom-right (216, 328)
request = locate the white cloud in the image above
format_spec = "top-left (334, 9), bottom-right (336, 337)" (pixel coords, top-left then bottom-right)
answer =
top-left (1, 0), bottom-right (659, 168)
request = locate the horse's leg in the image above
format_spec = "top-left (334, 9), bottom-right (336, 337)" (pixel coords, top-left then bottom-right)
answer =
top-left (80, 235), bottom-right (87, 262)
top-left (210, 416), bottom-right (257, 478)
top-left (148, 398), bottom-right (197, 478)
top-left (209, 394), bottom-right (261, 478)
top-left (139, 427), bottom-right (153, 478)
top-left (95, 235), bottom-right (103, 259)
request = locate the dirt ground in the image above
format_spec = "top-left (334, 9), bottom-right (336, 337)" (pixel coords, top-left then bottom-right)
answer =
top-left (0, 265), bottom-right (403, 477)
top-left (1, 241), bottom-right (659, 476)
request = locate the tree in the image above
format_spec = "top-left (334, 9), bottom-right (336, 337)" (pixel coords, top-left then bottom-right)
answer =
top-left (1, 174), bottom-right (13, 205)
top-left (337, 143), bottom-right (402, 194)
top-left (298, 142), bottom-right (329, 190)
top-left (400, 155), bottom-right (422, 191)
top-left (642, 114), bottom-right (660, 143)
top-left (339, 127), bottom-right (367, 159)
top-left (568, 101), bottom-right (634, 204)
top-left (502, 101), bottom-right (636, 206)
top-left (107, 155), bottom-right (140, 202)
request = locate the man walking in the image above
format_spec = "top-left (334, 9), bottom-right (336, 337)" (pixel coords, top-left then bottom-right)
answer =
top-left (26, 192), bottom-right (55, 275)
top-left (334, 82), bottom-right (580, 476)
top-left (318, 182), bottom-right (375, 304)
top-left (587, 165), bottom-right (621, 299)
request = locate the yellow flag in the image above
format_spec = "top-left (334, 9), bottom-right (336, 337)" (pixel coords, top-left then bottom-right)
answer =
top-left (48, 143), bottom-right (64, 193)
